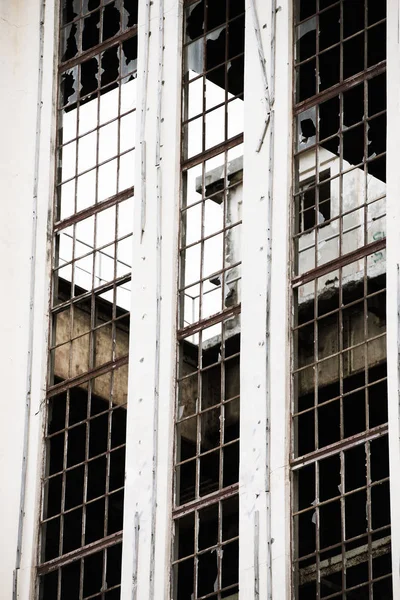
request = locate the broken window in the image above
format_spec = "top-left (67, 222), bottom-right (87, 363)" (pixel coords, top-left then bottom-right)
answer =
top-left (299, 170), bottom-right (331, 232)
top-left (292, 1), bottom-right (391, 598)
top-left (38, 1), bottom-right (137, 597)
top-left (172, 0), bottom-right (244, 597)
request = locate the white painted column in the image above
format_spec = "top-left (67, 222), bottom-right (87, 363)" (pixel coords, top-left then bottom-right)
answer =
top-left (240, 0), bottom-right (292, 597)
top-left (120, 0), bottom-right (182, 597)
top-left (269, 1), bottom-right (292, 598)
top-left (151, 0), bottom-right (183, 595)
top-left (240, 0), bottom-right (274, 596)
top-left (0, 0), bottom-right (57, 597)
top-left (385, 1), bottom-right (400, 595)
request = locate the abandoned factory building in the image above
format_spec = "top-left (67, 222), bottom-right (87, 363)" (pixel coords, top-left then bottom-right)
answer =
top-left (1, 0), bottom-right (400, 599)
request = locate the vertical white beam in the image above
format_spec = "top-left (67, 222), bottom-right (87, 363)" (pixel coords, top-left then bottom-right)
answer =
top-left (240, 0), bottom-right (274, 597)
top-left (386, 0), bottom-right (400, 595)
top-left (121, 0), bottom-right (160, 593)
top-left (269, 1), bottom-right (292, 598)
top-left (121, 0), bottom-right (182, 597)
top-left (18, 0), bottom-right (59, 594)
top-left (153, 0), bottom-right (182, 596)
top-left (241, 0), bottom-right (292, 597)
top-left (0, 0), bottom-right (57, 596)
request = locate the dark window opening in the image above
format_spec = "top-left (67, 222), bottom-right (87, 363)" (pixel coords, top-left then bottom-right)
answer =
top-left (299, 170), bottom-right (331, 232)
top-left (293, 3), bottom-right (389, 597)
top-left (39, 2), bottom-right (135, 596)
top-left (177, 333), bottom-right (240, 506)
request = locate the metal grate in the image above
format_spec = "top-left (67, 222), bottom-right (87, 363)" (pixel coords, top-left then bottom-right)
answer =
top-left (291, 2), bottom-right (391, 598)
top-left (38, 1), bottom-right (137, 597)
top-left (172, 0), bottom-right (244, 597)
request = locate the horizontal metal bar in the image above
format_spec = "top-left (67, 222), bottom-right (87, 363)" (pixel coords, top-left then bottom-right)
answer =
top-left (291, 238), bottom-right (386, 288)
top-left (37, 531), bottom-right (122, 575)
top-left (172, 535), bottom-right (239, 566)
top-left (295, 19), bottom-right (386, 71)
top-left (177, 304), bottom-right (241, 340)
top-left (180, 222), bottom-right (242, 253)
top-left (54, 187), bottom-right (134, 232)
top-left (172, 483), bottom-right (239, 518)
top-left (299, 536), bottom-right (391, 584)
top-left (47, 354), bottom-right (129, 398)
top-left (51, 273), bottom-right (131, 314)
top-left (290, 424), bottom-right (388, 470)
top-left (181, 134), bottom-right (244, 171)
top-left (294, 61), bottom-right (386, 116)
top-left (293, 288), bottom-right (386, 334)
top-left (292, 331), bottom-right (387, 376)
top-left (179, 262), bottom-right (241, 295)
top-left (59, 27), bottom-right (138, 73)
top-left (41, 485), bottom-right (125, 523)
top-left (176, 438), bottom-right (239, 468)
top-left (292, 375), bottom-right (387, 419)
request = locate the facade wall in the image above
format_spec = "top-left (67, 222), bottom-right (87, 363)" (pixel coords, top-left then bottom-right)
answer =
top-left (0, 0), bottom-right (399, 599)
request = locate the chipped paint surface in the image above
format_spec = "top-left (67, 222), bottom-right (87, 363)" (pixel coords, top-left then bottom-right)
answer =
top-left (0, 0), bottom-right (57, 598)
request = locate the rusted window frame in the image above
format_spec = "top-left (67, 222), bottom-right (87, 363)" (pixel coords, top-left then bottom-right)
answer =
top-left (171, 0), bottom-right (245, 596)
top-left (37, 1), bottom-right (137, 595)
top-left (291, 1), bottom-right (390, 597)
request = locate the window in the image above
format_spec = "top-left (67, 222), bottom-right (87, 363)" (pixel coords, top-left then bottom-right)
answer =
top-left (38, 1), bottom-right (137, 597)
top-left (291, 1), bottom-right (391, 597)
top-left (299, 170), bottom-right (331, 232)
top-left (172, 0), bottom-right (244, 597)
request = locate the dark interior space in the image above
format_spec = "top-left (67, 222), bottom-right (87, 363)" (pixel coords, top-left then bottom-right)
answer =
top-left (185, 0), bottom-right (245, 97)
top-left (296, 426), bottom-right (391, 596)
top-left (61, 0), bottom-right (138, 109)
top-left (62, 0), bottom-right (138, 61)
top-left (296, 362), bottom-right (388, 457)
top-left (297, 1), bottom-right (386, 184)
top-left (178, 332), bottom-right (240, 506)
top-left (296, 272), bottom-right (387, 456)
top-left (40, 543), bottom-right (123, 599)
top-left (43, 383), bottom-right (126, 564)
top-left (176, 495), bottom-right (239, 599)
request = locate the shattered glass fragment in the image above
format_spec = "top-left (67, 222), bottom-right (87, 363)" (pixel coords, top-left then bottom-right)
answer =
top-left (123, 0), bottom-right (138, 28)
top-left (61, 22), bottom-right (78, 62)
top-left (61, 67), bottom-right (78, 107)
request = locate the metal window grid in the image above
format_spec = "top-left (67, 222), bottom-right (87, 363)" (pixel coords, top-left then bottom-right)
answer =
top-left (38, 1), bottom-right (137, 597)
top-left (291, 2), bottom-right (391, 598)
top-left (172, 0), bottom-right (244, 597)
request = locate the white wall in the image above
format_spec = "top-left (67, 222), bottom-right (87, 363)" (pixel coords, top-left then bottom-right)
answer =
top-left (0, 0), bottom-right (56, 597)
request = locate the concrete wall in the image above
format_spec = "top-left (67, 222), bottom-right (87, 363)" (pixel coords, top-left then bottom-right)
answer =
top-left (54, 304), bottom-right (129, 405)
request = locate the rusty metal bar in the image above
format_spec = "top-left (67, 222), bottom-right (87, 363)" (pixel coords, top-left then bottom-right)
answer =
top-left (47, 354), bottom-right (128, 398)
top-left (54, 187), bottom-right (134, 232)
top-left (172, 483), bottom-right (239, 518)
top-left (299, 536), bottom-right (391, 584)
top-left (37, 532), bottom-right (122, 575)
top-left (177, 304), bottom-right (241, 340)
top-left (290, 424), bottom-right (388, 470)
top-left (293, 61), bottom-right (386, 116)
top-left (291, 238), bottom-right (386, 287)
top-left (59, 27), bottom-right (138, 73)
top-left (181, 133), bottom-right (244, 171)
top-left (51, 273), bottom-right (131, 314)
